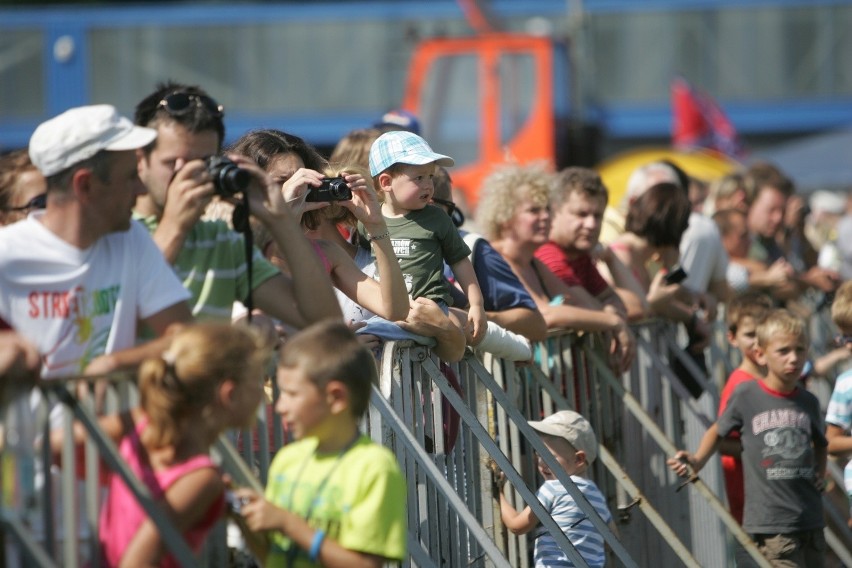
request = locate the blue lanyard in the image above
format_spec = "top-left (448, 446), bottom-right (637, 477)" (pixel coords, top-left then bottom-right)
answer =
top-left (284, 432), bottom-right (360, 567)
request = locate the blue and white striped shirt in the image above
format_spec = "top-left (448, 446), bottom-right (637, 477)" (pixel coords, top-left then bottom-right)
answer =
top-left (826, 368), bottom-right (852, 498)
top-left (534, 477), bottom-right (612, 568)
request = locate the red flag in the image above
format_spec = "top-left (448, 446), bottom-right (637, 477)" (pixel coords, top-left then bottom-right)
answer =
top-left (671, 77), bottom-right (743, 158)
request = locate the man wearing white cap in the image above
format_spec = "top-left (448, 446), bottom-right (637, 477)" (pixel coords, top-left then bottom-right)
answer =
top-left (498, 410), bottom-right (616, 568)
top-left (0, 104), bottom-right (192, 379)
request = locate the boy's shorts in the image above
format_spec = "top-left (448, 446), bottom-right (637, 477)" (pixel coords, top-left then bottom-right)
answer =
top-left (752, 529), bottom-right (826, 568)
top-left (354, 300), bottom-right (449, 347)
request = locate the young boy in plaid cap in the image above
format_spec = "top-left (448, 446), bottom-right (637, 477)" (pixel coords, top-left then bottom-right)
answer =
top-left (363, 131), bottom-right (487, 344)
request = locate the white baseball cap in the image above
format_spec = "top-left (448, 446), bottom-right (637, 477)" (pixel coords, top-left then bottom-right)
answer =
top-left (528, 410), bottom-right (598, 464)
top-left (29, 104), bottom-right (157, 177)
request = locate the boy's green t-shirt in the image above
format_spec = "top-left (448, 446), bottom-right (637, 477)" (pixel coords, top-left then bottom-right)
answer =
top-left (264, 435), bottom-right (407, 567)
top-left (358, 205), bottom-right (470, 305)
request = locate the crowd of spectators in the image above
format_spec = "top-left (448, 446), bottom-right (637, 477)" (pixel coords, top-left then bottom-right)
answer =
top-left (1, 82), bottom-right (851, 567)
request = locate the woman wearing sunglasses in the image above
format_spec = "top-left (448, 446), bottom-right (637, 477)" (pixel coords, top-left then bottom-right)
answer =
top-left (0, 149), bottom-right (47, 226)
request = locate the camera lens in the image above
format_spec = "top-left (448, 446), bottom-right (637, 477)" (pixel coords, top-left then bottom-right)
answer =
top-left (328, 179), bottom-right (351, 200)
top-left (218, 166), bottom-right (250, 196)
top-left (206, 157), bottom-right (250, 197)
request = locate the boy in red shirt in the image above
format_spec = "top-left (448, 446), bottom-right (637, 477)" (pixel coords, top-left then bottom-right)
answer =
top-left (718, 291), bottom-right (772, 523)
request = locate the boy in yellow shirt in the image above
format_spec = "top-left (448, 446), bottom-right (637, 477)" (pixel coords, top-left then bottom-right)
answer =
top-left (236, 320), bottom-right (406, 567)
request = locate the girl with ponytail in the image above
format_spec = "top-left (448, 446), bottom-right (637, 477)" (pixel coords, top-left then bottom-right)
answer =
top-left (57, 322), bottom-right (267, 567)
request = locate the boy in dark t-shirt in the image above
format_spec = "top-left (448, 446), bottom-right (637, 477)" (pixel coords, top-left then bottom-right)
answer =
top-left (669, 309), bottom-right (827, 567)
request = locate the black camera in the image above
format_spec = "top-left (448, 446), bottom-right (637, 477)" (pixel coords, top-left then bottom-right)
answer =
top-left (664, 265), bottom-right (688, 285)
top-left (305, 177), bottom-right (352, 202)
top-left (206, 156), bottom-right (250, 198)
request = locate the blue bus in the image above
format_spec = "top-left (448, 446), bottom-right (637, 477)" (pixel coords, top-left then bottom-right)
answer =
top-left (2, 0), bottom-right (852, 155)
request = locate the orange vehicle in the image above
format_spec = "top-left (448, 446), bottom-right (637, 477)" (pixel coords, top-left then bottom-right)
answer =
top-left (401, 33), bottom-right (598, 209)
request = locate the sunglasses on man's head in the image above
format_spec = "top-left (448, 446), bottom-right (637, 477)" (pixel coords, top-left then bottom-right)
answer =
top-left (5, 193), bottom-right (46, 213)
top-left (835, 334), bottom-right (852, 347)
top-left (157, 92), bottom-right (224, 118)
top-left (432, 197), bottom-right (465, 228)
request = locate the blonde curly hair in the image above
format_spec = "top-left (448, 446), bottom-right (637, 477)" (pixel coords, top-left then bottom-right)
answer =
top-left (476, 162), bottom-right (554, 240)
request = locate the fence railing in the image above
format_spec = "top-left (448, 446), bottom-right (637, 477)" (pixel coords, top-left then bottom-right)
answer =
top-left (2, 311), bottom-right (851, 567)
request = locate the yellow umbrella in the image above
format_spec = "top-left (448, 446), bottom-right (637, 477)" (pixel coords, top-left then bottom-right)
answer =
top-left (595, 146), bottom-right (741, 207)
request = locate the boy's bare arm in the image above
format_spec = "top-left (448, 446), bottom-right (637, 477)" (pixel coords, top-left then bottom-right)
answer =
top-left (826, 424), bottom-right (852, 459)
top-left (668, 422), bottom-right (722, 476)
top-left (492, 471), bottom-right (539, 535)
top-left (499, 492), bottom-right (539, 535)
top-left (451, 257), bottom-right (487, 343)
top-left (607, 519), bottom-right (620, 539)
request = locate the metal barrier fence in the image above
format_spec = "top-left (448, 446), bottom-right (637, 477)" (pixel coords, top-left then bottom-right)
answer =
top-left (2, 313), bottom-right (851, 567)
top-left (1, 377), bottom-right (200, 568)
top-left (482, 325), bottom-right (768, 568)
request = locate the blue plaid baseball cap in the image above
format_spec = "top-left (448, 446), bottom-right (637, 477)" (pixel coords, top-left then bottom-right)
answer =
top-left (369, 131), bottom-right (454, 177)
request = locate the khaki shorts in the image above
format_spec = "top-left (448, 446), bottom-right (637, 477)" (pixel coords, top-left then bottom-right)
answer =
top-left (752, 529), bottom-right (826, 568)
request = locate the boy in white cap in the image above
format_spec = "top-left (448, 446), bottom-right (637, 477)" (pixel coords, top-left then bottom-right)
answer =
top-left (498, 410), bottom-right (615, 568)
top-left (366, 131), bottom-right (486, 344)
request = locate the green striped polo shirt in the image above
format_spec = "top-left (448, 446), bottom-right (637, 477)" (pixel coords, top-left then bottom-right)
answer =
top-left (136, 214), bottom-right (280, 321)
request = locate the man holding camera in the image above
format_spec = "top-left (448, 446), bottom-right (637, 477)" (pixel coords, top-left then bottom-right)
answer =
top-left (133, 82), bottom-right (341, 328)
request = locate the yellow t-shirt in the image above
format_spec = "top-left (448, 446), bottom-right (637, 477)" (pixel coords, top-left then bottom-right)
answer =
top-left (264, 435), bottom-right (407, 567)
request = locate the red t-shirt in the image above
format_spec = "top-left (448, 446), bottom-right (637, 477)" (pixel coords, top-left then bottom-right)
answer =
top-left (718, 367), bottom-right (758, 525)
top-left (534, 241), bottom-right (608, 296)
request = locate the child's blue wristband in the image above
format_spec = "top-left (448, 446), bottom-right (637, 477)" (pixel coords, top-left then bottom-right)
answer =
top-left (309, 529), bottom-right (325, 563)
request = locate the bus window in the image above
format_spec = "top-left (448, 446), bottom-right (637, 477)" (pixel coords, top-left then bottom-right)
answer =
top-left (419, 53), bottom-right (480, 168)
top-left (498, 53), bottom-right (535, 148)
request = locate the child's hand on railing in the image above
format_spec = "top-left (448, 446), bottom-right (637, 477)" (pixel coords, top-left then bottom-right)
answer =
top-left (485, 457), bottom-right (507, 498)
top-left (666, 451), bottom-right (694, 477)
top-left (667, 451), bottom-right (700, 491)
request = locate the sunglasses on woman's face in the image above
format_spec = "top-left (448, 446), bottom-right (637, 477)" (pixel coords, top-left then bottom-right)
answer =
top-left (5, 193), bottom-right (46, 213)
top-left (157, 92), bottom-right (224, 118)
top-left (431, 197), bottom-right (465, 228)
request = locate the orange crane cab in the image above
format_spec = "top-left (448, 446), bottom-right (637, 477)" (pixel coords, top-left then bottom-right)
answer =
top-left (401, 33), bottom-right (595, 210)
